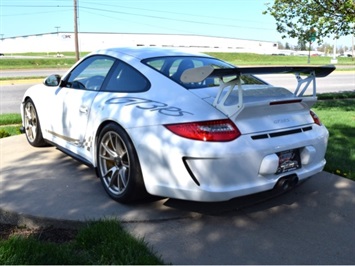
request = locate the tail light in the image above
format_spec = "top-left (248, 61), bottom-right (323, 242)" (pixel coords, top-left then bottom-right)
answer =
top-left (310, 110), bottom-right (322, 126)
top-left (164, 119), bottom-right (241, 142)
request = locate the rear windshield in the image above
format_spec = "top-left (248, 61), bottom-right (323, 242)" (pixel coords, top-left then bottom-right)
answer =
top-left (142, 56), bottom-right (265, 89)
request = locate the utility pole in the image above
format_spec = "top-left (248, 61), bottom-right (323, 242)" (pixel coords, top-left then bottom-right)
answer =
top-left (55, 26), bottom-right (60, 56)
top-left (0, 34), bottom-right (4, 54)
top-left (352, 23), bottom-right (354, 61)
top-left (74, 0), bottom-right (80, 61)
top-left (55, 26), bottom-right (60, 35)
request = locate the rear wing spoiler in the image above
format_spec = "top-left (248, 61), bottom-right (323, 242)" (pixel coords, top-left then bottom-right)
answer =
top-left (181, 65), bottom-right (335, 116)
top-left (181, 65), bottom-right (335, 83)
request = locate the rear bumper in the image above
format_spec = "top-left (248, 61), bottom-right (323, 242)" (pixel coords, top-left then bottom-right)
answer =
top-left (134, 124), bottom-right (328, 202)
top-left (154, 156), bottom-right (326, 202)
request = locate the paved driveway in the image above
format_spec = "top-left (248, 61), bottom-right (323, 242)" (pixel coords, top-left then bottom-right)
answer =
top-left (1, 135), bottom-right (354, 264)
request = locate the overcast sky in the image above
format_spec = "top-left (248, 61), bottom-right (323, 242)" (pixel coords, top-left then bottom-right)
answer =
top-left (0, 0), bottom-right (353, 48)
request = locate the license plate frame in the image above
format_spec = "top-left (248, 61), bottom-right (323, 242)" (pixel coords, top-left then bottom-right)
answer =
top-left (276, 149), bottom-right (301, 174)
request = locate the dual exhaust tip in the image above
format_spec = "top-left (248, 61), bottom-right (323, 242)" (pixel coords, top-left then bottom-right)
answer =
top-left (275, 174), bottom-right (299, 192)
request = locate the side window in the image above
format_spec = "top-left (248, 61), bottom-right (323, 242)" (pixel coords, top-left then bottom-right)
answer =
top-left (66, 55), bottom-right (115, 91)
top-left (103, 61), bottom-right (150, 92)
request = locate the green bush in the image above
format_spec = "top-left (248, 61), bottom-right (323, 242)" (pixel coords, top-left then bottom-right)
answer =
top-left (0, 130), bottom-right (11, 138)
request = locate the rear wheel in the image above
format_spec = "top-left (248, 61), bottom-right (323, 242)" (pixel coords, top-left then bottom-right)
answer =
top-left (96, 123), bottom-right (147, 203)
top-left (23, 99), bottom-right (47, 147)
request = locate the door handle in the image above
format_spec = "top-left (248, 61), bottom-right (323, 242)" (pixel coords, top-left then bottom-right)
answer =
top-left (79, 106), bottom-right (88, 114)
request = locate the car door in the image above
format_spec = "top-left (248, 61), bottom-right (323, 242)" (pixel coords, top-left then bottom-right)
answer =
top-left (49, 55), bottom-right (115, 149)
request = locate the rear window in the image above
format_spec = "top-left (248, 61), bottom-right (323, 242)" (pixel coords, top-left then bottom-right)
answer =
top-left (142, 56), bottom-right (265, 89)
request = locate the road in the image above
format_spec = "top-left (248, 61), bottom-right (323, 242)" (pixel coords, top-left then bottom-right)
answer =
top-left (0, 84), bottom-right (28, 114)
top-left (1, 70), bottom-right (354, 114)
top-left (0, 69), bottom-right (67, 114)
top-left (259, 72), bottom-right (355, 94)
top-left (0, 68), bottom-right (68, 78)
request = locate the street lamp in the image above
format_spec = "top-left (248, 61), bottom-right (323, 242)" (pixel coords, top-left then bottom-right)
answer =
top-left (331, 37), bottom-right (338, 64)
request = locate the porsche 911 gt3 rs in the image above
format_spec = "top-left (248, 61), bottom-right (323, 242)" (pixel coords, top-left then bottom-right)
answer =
top-left (21, 47), bottom-right (335, 203)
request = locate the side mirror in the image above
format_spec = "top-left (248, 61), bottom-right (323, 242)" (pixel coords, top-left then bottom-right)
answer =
top-left (44, 74), bottom-right (62, 86)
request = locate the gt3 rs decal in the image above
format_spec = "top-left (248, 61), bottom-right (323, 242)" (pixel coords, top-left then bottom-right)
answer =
top-left (106, 97), bottom-right (194, 117)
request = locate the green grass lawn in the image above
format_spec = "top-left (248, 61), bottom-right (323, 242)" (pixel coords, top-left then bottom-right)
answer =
top-left (207, 52), bottom-right (355, 68)
top-left (0, 113), bottom-right (22, 138)
top-left (0, 113), bottom-right (22, 124)
top-left (0, 58), bottom-right (76, 70)
top-left (1, 52), bottom-right (354, 71)
top-left (0, 220), bottom-right (164, 265)
top-left (313, 99), bottom-right (355, 180)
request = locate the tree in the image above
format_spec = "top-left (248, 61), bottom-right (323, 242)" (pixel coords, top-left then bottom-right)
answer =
top-left (278, 41), bottom-right (285, 49)
top-left (264, 0), bottom-right (355, 44)
top-left (317, 42), bottom-right (334, 55)
top-left (297, 39), bottom-right (307, 51)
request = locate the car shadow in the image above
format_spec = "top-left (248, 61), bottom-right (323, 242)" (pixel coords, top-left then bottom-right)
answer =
top-left (129, 184), bottom-right (303, 217)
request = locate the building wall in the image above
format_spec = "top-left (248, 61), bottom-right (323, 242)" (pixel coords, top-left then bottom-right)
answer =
top-left (0, 32), bottom-right (278, 54)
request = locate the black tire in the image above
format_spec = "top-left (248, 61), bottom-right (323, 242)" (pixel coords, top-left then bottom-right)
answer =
top-left (23, 99), bottom-right (47, 147)
top-left (96, 123), bottom-right (148, 203)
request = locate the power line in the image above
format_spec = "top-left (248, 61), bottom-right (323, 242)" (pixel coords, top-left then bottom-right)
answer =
top-left (1, 1), bottom-right (278, 41)
top-left (1, 3), bottom-right (275, 31)
top-left (79, 0), bottom-right (269, 26)
top-left (1, 9), bottom-right (72, 17)
top-left (78, 5), bottom-right (275, 31)
top-left (80, 9), bottom-right (202, 36)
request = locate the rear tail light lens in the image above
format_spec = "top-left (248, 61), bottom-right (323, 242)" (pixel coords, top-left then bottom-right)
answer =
top-left (310, 110), bottom-right (322, 126)
top-left (164, 119), bottom-right (241, 142)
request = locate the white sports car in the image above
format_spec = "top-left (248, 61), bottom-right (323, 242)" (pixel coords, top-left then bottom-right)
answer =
top-left (21, 47), bottom-right (335, 203)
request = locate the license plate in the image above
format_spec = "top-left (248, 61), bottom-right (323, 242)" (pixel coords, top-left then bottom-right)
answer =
top-left (276, 149), bottom-right (301, 174)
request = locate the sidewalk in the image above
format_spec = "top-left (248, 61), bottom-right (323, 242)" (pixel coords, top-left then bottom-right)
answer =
top-left (1, 135), bottom-right (355, 264)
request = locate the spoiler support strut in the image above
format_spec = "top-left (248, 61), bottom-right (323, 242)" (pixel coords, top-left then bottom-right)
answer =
top-left (294, 71), bottom-right (316, 97)
top-left (213, 76), bottom-right (243, 116)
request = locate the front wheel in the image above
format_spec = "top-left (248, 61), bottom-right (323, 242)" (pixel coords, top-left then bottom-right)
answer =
top-left (23, 99), bottom-right (47, 147)
top-left (96, 123), bottom-right (147, 203)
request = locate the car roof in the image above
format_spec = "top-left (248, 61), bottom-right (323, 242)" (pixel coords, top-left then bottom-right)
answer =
top-left (92, 46), bottom-right (210, 60)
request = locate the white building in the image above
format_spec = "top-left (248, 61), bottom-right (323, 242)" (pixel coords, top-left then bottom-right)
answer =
top-left (0, 32), bottom-right (278, 54)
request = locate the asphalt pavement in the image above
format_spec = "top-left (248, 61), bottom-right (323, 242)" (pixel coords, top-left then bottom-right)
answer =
top-left (1, 134), bottom-right (354, 264)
